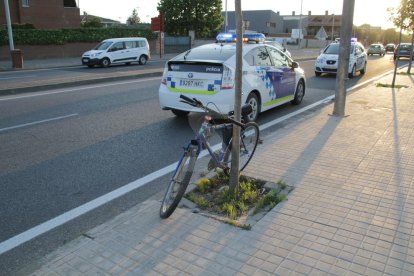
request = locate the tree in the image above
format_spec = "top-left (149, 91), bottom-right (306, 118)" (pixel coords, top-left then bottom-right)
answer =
top-left (127, 8), bottom-right (141, 25)
top-left (389, 0), bottom-right (414, 78)
top-left (157, 0), bottom-right (224, 37)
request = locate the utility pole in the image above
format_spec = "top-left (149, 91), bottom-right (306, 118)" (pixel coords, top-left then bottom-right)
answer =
top-left (332, 0), bottom-right (355, 117)
top-left (3, 0), bottom-right (15, 51)
top-left (229, 0), bottom-right (242, 194)
top-left (298, 0), bottom-right (303, 48)
top-left (224, 0), bottom-right (228, 32)
top-left (332, 13), bottom-right (335, 41)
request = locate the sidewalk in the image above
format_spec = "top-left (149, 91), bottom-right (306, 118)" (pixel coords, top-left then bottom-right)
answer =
top-left (18, 69), bottom-right (413, 275)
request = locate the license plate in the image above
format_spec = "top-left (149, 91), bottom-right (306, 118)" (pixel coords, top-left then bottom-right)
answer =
top-left (82, 58), bottom-right (89, 63)
top-left (179, 79), bottom-right (204, 88)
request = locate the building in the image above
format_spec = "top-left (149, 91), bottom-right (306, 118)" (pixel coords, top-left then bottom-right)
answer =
top-left (80, 14), bottom-right (121, 28)
top-left (222, 10), bottom-right (284, 35)
top-left (1, 0), bottom-right (80, 29)
top-left (283, 11), bottom-right (341, 39)
top-left (221, 10), bottom-right (342, 41)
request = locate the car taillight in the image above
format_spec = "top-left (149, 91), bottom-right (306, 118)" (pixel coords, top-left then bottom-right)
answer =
top-left (221, 65), bottom-right (234, 90)
top-left (161, 67), bottom-right (168, 85)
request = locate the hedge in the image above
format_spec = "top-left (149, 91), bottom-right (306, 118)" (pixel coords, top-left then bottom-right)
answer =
top-left (0, 28), bottom-right (158, 46)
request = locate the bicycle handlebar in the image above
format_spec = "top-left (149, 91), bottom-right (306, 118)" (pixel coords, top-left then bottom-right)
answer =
top-left (179, 94), bottom-right (244, 128)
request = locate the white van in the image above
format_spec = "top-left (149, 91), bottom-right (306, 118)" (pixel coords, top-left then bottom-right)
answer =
top-left (82, 37), bottom-right (150, 68)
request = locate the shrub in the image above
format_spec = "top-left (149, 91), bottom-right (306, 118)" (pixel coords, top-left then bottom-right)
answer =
top-left (0, 27), bottom-right (157, 46)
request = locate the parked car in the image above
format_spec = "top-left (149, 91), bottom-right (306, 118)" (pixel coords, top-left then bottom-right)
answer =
top-left (81, 37), bottom-right (150, 68)
top-left (314, 40), bottom-right (367, 78)
top-left (367, 43), bottom-right (385, 56)
top-left (393, 43), bottom-right (414, 60)
top-left (385, 43), bottom-right (396, 52)
top-left (159, 40), bottom-right (306, 122)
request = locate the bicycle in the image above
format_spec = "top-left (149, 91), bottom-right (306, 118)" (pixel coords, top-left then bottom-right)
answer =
top-left (160, 94), bottom-right (260, 219)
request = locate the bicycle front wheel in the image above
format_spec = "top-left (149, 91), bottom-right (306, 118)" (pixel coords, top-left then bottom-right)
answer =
top-left (160, 147), bottom-right (197, 219)
top-left (224, 122), bottom-right (260, 171)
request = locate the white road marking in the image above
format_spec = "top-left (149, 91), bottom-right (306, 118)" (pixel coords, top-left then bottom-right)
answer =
top-left (0, 75), bottom-right (37, 80)
top-left (0, 114), bottom-right (79, 133)
top-left (0, 70), bottom-right (398, 255)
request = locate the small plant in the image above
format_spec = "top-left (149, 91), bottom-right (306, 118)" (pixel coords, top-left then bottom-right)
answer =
top-left (277, 180), bottom-right (287, 190)
top-left (186, 193), bottom-right (210, 209)
top-left (222, 202), bottom-right (237, 220)
top-left (197, 178), bottom-right (211, 193)
top-left (253, 189), bottom-right (286, 215)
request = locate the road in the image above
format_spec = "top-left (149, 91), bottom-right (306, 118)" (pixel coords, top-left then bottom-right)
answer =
top-left (0, 52), bottom-right (406, 273)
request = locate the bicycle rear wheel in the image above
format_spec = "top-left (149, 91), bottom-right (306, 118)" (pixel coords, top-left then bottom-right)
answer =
top-left (224, 122), bottom-right (259, 171)
top-left (160, 146), bottom-right (197, 219)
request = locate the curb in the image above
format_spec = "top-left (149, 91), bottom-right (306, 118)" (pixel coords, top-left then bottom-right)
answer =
top-left (0, 71), bottom-right (163, 96)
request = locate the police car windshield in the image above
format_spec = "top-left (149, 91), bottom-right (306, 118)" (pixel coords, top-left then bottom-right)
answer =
top-left (94, 41), bottom-right (112, 50)
top-left (173, 45), bottom-right (235, 62)
top-left (324, 43), bottom-right (355, 55)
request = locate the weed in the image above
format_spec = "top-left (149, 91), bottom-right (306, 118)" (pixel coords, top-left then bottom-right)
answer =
top-left (197, 178), bottom-right (211, 193)
top-left (186, 192), bottom-right (210, 209)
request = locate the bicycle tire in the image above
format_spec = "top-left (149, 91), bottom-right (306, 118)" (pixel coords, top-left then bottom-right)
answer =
top-left (224, 122), bottom-right (260, 171)
top-left (160, 148), bottom-right (197, 219)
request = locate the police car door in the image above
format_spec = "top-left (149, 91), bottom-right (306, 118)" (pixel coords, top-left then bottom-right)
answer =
top-left (355, 44), bottom-right (365, 71)
top-left (267, 46), bottom-right (296, 101)
top-left (243, 46), bottom-right (273, 108)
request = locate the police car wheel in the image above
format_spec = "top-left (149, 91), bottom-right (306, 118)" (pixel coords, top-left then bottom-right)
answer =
top-left (171, 109), bottom-right (189, 117)
top-left (291, 80), bottom-right (305, 105)
top-left (360, 62), bottom-right (367, 75)
top-left (246, 93), bottom-right (259, 122)
top-left (348, 65), bottom-right (356, 78)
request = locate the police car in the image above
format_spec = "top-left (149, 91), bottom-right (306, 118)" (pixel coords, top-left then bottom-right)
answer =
top-left (159, 33), bottom-right (306, 121)
top-left (314, 39), bottom-right (367, 78)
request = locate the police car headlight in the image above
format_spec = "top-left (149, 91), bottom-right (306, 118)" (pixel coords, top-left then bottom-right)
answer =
top-left (316, 58), bottom-right (325, 64)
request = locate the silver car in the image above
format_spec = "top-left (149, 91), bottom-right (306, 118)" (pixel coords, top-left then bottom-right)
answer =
top-left (367, 44), bottom-right (385, 56)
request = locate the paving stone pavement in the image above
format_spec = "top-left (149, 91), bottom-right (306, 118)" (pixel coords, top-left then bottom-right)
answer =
top-left (22, 70), bottom-right (414, 275)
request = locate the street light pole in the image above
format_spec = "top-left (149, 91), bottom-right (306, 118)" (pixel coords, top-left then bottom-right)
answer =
top-left (3, 0), bottom-right (15, 51)
top-left (298, 0), bottom-right (303, 48)
top-left (224, 0), bottom-right (228, 32)
top-left (333, 0), bottom-right (355, 117)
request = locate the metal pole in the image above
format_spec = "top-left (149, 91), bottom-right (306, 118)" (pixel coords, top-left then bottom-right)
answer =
top-left (224, 0), bottom-right (228, 32)
top-left (298, 0), bottom-right (303, 48)
top-left (332, 0), bottom-right (355, 117)
top-left (392, 28), bottom-right (403, 87)
top-left (332, 13), bottom-right (335, 42)
top-left (3, 0), bottom-right (15, 50)
top-left (229, 0), bottom-right (242, 194)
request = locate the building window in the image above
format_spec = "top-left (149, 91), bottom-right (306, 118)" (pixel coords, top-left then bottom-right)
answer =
top-left (64, 0), bottom-right (78, 7)
top-left (266, 22), bottom-right (277, 28)
top-left (22, 0), bottom-right (29, 7)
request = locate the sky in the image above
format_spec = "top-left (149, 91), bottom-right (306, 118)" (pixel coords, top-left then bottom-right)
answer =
top-left (79, 0), bottom-right (401, 29)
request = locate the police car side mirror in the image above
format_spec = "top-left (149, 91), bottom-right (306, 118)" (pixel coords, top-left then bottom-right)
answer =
top-left (291, 61), bottom-right (299, 69)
